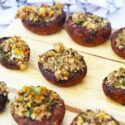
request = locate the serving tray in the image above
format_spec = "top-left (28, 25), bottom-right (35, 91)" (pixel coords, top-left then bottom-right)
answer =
top-left (0, 20), bottom-right (125, 125)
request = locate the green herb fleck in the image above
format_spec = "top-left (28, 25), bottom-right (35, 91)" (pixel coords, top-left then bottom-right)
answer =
top-left (32, 87), bottom-right (41, 95)
top-left (120, 78), bottom-right (125, 86)
top-left (25, 111), bottom-right (31, 118)
top-left (55, 55), bottom-right (63, 65)
top-left (112, 78), bottom-right (125, 87)
top-left (43, 98), bottom-right (49, 104)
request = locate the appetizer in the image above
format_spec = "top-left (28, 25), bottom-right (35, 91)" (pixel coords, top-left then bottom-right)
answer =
top-left (0, 81), bottom-right (8, 112)
top-left (71, 110), bottom-right (119, 125)
top-left (111, 28), bottom-right (125, 58)
top-left (65, 12), bottom-right (111, 47)
top-left (103, 68), bottom-right (125, 105)
top-left (16, 4), bottom-right (66, 35)
top-left (11, 85), bottom-right (65, 125)
top-left (0, 36), bottom-right (30, 70)
top-left (38, 43), bottom-right (87, 87)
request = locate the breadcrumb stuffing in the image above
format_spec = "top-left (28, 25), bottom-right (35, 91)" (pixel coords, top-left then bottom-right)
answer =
top-left (72, 12), bottom-right (108, 31)
top-left (16, 4), bottom-right (64, 22)
top-left (39, 43), bottom-right (86, 81)
top-left (72, 110), bottom-right (118, 125)
top-left (11, 86), bottom-right (63, 121)
top-left (107, 68), bottom-right (125, 89)
top-left (115, 29), bottom-right (125, 49)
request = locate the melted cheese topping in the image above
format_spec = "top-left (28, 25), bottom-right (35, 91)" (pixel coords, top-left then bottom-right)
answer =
top-left (107, 68), bottom-right (125, 89)
top-left (73, 110), bottom-right (118, 125)
top-left (39, 43), bottom-right (86, 81)
top-left (0, 81), bottom-right (8, 96)
top-left (16, 4), bottom-right (63, 22)
top-left (72, 12), bottom-right (108, 31)
top-left (0, 36), bottom-right (30, 70)
top-left (11, 86), bottom-right (63, 121)
top-left (115, 29), bottom-right (125, 49)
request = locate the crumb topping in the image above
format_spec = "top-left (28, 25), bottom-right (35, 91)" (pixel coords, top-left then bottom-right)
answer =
top-left (115, 29), bottom-right (125, 49)
top-left (0, 36), bottom-right (30, 70)
top-left (73, 110), bottom-right (118, 125)
top-left (16, 4), bottom-right (64, 22)
top-left (11, 86), bottom-right (63, 121)
top-left (0, 81), bottom-right (8, 96)
top-left (72, 12), bottom-right (108, 31)
top-left (39, 43), bottom-right (86, 81)
top-left (107, 68), bottom-right (125, 89)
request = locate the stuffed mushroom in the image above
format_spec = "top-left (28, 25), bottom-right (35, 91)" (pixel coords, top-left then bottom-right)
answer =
top-left (0, 36), bottom-right (30, 70)
top-left (11, 85), bottom-right (65, 125)
top-left (38, 43), bottom-right (87, 87)
top-left (111, 28), bottom-right (125, 58)
top-left (65, 12), bottom-right (111, 47)
top-left (16, 4), bottom-right (66, 35)
top-left (103, 68), bottom-right (125, 105)
top-left (0, 81), bottom-right (8, 112)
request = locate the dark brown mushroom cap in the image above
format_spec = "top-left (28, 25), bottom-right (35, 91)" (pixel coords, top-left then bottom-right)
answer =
top-left (103, 77), bottom-right (125, 105)
top-left (0, 59), bottom-right (20, 70)
top-left (111, 28), bottom-right (125, 58)
top-left (38, 59), bottom-right (87, 87)
top-left (0, 37), bottom-right (10, 43)
top-left (22, 11), bottom-right (66, 35)
top-left (0, 81), bottom-right (8, 112)
top-left (65, 14), bottom-right (111, 47)
top-left (0, 94), bottom-right (8, 112)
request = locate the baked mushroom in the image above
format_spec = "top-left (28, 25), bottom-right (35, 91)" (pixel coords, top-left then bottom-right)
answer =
top-left (0, 81), bottom-right (8, 112)
top-left (65, 12), bottom-right (111, 47)
top-left (16, 4), bottom-right (66, 35)
top-left (111, 28), bottom-right (125, 58)
top-left (103, 68), bottom-right (125, 105)
top-left (38, 43), bottom-right (87, 87)
top-left (11, 85), bottom-right (65, 125)
top-left (71, 110), bottom-right (119, 125)
top-left (0, 36), bottom-right (30, 70)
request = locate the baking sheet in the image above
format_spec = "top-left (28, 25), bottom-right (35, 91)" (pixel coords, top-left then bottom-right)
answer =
top-left (0, 20), bottom-right (125, 124)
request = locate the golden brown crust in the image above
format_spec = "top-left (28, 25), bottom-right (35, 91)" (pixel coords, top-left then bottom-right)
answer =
top-left (65, 15), bottom-right (111, 47)
top-left (103, 77), bottom-right (125, 105)
top-left (0, 94), bottom-right (8, 112)
top-left (111, 28), bottom-right (125, 58)
top-left (22, 11), bottom-right (66, 35)
top-left (71, 110), bottom-right (119, 125)
top-left (38, 62), bottom-right (87, 87)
